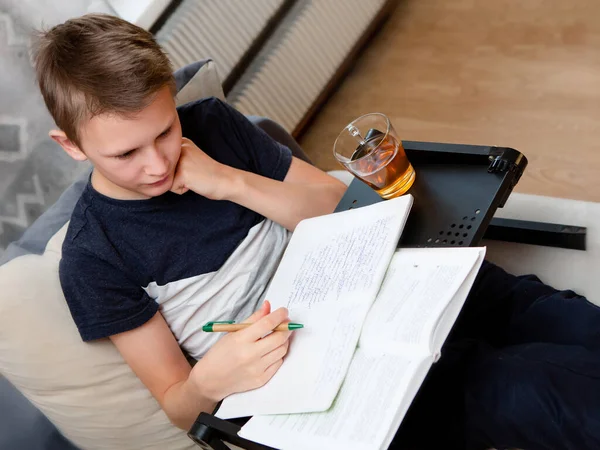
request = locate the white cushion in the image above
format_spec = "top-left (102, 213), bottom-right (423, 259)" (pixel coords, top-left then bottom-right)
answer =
top-left (0, 226), bottom-right (195, 450)
top-left (327, 169), bottom-right (353, 186)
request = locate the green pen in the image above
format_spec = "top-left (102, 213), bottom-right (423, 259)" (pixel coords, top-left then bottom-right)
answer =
top-left (202, 321), bottom-right (304, 332)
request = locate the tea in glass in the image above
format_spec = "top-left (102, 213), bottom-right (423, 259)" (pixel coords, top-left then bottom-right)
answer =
top-left (333, 113), bottom-right (415, 199)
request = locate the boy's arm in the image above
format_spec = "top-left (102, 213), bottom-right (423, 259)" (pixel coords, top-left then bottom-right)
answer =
top-left (228, 156), bottom-right (346, 231)
top-left (109, 312), bottom-right (208, 430)
top-left (172, 139), bottom-right (347, 231)
top-left (110, 303), bottom-right (291, 430)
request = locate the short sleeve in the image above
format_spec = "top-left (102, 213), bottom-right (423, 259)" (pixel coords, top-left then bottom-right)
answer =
top-left (180, 98), bottom-right (293, 181)
top-left (59, 248), bottom-right (159, 341)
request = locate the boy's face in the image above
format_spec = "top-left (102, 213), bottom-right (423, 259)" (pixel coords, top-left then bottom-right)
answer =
top-left (51, 86), bottom-right (183, 200)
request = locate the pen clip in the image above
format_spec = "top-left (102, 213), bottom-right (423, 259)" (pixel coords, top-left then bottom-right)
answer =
top-left (203, 321), bottom-right (235, 326)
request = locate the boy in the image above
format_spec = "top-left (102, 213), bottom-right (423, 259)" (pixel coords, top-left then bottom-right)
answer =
top-left (35, 13), bottom-right (600, 450)
top-left (33, 14), bottom-right (346, 431)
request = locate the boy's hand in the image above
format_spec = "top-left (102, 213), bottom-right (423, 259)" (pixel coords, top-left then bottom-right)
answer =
top-left (190, 301), bottom-right (292, 402)
top-left (170, 138), bottom-right (236, 200)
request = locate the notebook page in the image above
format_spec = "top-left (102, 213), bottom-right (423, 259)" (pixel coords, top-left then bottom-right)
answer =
top-left (239, 348), bottom-right (430, 450)
top-left (359, 247), bottom-right (482, 355)
top-left (429, 248), bottom-right (485, 355)
top-left (377, 250), bottom-right (486, 449)
top-left (217, 195), bottom-right (413, 419)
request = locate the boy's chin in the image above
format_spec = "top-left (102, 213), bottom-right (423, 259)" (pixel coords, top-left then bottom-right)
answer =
top-left (142, 182), bottom-right (173, 198)
top-left (140, 175), bottom-right (174, 197)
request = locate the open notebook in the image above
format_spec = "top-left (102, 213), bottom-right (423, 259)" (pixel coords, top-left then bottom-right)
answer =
top-left (217, 195), bottom-right (414, 419)
top-left (239, 246), bottom-right (485, 450)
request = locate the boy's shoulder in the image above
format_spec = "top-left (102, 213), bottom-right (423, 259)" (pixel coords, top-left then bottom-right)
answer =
top-left (60, 182), bottom-right (119, 261)
top-left (176, 96), bottom-right (253, 137)
top-left (59, 176), bottom-right (261, 278)
top-left (176, 96), bottom-right (228, 124)
top-left (176, 96), bottom-right (237, 149)
top-left (59, 180), bottom-right (172, 257)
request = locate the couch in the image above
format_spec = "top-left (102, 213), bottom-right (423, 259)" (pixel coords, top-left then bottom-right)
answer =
top-left (2, 58), bottom-right (599, 450)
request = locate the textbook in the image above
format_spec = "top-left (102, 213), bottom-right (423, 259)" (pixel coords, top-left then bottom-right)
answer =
top-left (217, 195), bottom-right (415, 419)
top-left (240, 246), bottom-right (485, 450)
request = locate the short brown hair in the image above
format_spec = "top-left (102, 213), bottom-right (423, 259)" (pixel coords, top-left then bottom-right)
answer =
top-left (33, 14), bottom-right (175, 147)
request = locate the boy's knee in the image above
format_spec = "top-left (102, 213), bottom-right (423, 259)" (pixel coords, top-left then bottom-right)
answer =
top-left (464, 352), bottom-right (560, 443)
top-left (464, 349), bottom-right (600, 449)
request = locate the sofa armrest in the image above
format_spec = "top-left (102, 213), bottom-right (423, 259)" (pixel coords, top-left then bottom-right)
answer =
top-left (247, 115), bottom-right (312, 165)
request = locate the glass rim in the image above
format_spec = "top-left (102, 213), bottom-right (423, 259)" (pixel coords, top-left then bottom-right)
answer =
top-left (333, 112), bottom-right (391, 164)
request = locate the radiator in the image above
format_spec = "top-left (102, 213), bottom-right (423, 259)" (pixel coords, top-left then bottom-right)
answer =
top-left (156, 0), bottom-right (389, 135)
top-left (156, 0), bottom-right (286, 81)
top-left (228, 0), bottom-right (388, 135)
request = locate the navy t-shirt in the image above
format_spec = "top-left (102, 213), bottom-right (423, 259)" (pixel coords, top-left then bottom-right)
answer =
top-left (59, 97), bottom-right (293, 355)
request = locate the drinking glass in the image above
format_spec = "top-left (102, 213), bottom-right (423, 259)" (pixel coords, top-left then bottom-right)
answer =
top-left (333, 113), bottom-right (415, 199)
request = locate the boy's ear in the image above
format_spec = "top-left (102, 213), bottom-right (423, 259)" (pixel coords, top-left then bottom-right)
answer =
top-left (49, 130), bottom-right (88, 161)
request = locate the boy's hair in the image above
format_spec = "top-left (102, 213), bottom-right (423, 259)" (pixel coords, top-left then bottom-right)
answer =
top-left (33, 14), bottom-right (176, 148)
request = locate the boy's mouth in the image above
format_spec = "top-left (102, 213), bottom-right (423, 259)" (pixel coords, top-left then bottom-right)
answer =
top-left (147, 174), bottom-right (170, 187)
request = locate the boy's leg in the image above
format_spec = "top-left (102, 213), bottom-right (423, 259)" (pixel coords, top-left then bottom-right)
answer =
top-left (448, 260), bottom-right (548, 346)
top-left (391, 263), bottom-right (561, 449)
top-left (390, 338), bottom-right (493, 449)
top-left (392, 262), bottom-right (600, 449)
top-left (452, 261), bottom-right (600, 349)
top-left (465, 342), bottom-right (600, 450)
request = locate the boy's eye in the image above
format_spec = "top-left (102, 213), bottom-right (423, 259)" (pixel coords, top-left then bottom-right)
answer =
top-left (115, 150), bottom-right (135, 160)
top-left (158, 127), bottom-right (171, 139)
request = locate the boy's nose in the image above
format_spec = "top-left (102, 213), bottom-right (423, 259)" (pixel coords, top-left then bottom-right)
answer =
top-left (146, 147), bottom-right (169, 176)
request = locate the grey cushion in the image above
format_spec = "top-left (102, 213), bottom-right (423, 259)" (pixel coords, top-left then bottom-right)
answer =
top-left (0, 169), bottom-right (91, 266)
top-left (247, 115), bottom-right (312, 165)
top-left (175, 59), bottom-right (225, 103)
top-left (0, 376), bottom-right (78, 450)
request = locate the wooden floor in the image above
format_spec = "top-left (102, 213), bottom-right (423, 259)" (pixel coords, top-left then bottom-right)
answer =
top-left (299, 0), bottom-right (600, 202)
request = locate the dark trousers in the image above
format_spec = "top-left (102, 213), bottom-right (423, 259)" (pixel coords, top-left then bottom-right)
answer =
top-left (391, 261), bottom-right (600, 450)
